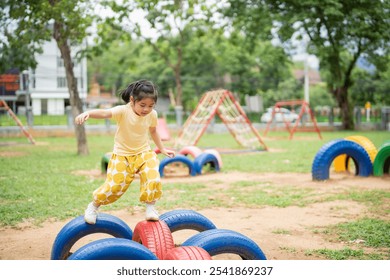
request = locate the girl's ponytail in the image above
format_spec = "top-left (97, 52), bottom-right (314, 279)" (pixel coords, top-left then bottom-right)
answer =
top-left (119, 80), bottom-right (158, 103)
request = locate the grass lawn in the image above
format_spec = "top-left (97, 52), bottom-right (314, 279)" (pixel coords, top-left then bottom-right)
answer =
top-left (0, 129), bottom-right (389, 260)
top-left (0, 130), bottom-right (388, 225)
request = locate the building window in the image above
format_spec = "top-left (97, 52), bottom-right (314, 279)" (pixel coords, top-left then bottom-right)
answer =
top-left (57, 77), bottom-right (67, 88)
top-left (57, 57), bottom-right (64, 68)
top-left (57, 77), bottom-right (79, 88)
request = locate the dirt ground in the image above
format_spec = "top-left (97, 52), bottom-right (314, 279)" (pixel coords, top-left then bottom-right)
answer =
top-left (0, 171), bottom-right (388, 260)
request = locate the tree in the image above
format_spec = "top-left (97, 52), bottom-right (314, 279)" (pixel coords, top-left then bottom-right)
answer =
top-left (0, 0), bottom-right (94, 155)
top-left (106, 0), bottom-right (215, 108)
top-left (350, 61), bottom-right (390, 107)
top-left (225, 0), bottom-right (390, 129)
top-left (88, 27), bottom-right (294, 110)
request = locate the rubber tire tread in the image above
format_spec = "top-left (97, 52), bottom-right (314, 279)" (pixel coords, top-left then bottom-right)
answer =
top-left (132, 220), bottom-right (175, 260)
top-left (333, 135), bottom-right (377, 172)
top-left (373, 142), bottom-right (390, 176)
top-left (164, 246), bottom-right (212, 260)
top-left (160, 209), bottom-right (217, 233)
top-left (159, 154), bottom-right (196, 177)
top-left (68, 238), bottom-right (158, 260)
top-left (204, 149), bottom-right (223, 168)
top-left (182, 229), bottom-right (267, 260)
top-left (193, 152), bottom-right (220, 175)
top-left (312, 139), bottom-right (373, 181)
top-left (51, 213), bottom-right (133, 260)
top-left (179, 146), bottom-right (203, 158)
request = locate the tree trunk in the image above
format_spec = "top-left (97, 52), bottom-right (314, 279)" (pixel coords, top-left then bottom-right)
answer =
top-left (333, 87), bottom-right (354, 130)
top-left (53, 21), bottom-right (89, 155)
top-left (174, 69), bottom-right (182, 107)
top-left (174, 45), bottom-right (183, 107)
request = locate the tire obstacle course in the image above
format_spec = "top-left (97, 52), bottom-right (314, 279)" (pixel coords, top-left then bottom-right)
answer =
top-left (51, 209), bottom-right (267, 260)
top-left (158, 154), bottom-right (197, 177)
top-left (101, 146), bottom-right (222, 177)
top-left (333, 135), bottom-right (377, 173)
top-left (51, 213), bottom-right (134, 260)
top-left (312, 136), bottom-right (390, 181)
top-left (157, 146), bottom-right (222, 177)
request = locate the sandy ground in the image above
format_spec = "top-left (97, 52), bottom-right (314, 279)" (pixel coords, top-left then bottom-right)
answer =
top-left (0, 171), bottom-right (388, 260)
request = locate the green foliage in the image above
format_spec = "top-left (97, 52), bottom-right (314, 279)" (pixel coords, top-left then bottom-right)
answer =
top-left (225, 0), bottom-right (390, 129)
top-left (260, 78), bottom-right (303, 108)
top-left (0, 0), bottom-right (94, 71)
top-left (90, 0), bottom-right (296, 110)
top-left (88, 30), bottom-right (295, 110)
top-left (350, 65), bottom-right (390, 107)
top-left (309, 83), bottom-right (336, 108)
top-left (100, 0), bottom-right (219, 107)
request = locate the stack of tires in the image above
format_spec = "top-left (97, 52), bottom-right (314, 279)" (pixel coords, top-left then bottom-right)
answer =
top-left (51, 210), bottom-right (266, 260)
top-left (312, 136), bottom-right (390, 181)
top-left (158, 146), bottom-right (223, 177)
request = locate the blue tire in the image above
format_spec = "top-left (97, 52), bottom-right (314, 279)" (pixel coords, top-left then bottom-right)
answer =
top-left (193, 152), bottom-right (220, 175)
top-left (312, 139), bottom-right (373, 181)
top-left (182, 229), bottom-right (267, 260)
top-left (159, 155), bottom-right (196, 177)
top-left (68, 238), bottom-right (158, 260)
top-left (51, 213), bottom-right (133, 260)
top-left (160, 209), bottom-right (217, 233)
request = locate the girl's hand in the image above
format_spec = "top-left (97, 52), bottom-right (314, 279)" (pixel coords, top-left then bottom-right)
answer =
top-left (75, 112), bottom-right (89, 125)
top-left (161, 149), bottom-right (175, 158)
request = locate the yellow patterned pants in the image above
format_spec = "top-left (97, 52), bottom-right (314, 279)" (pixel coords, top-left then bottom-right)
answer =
top-left (92, 151), bottom-right (162, 206)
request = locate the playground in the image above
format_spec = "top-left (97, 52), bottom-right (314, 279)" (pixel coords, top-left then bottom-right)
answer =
top-left (0, 91), bottom-right (389, 260)
top-left (0, 128), bottom-right (389, 260)
top-left (0, 170), bottom-right (388, 260)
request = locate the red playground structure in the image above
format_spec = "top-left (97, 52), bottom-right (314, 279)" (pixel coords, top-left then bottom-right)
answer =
top-left (0, 99), bottom-right (35, 144)
top-left (174, 89), bottom-right (267, 151)
top-left (263, 100), bottom-right (322, 140)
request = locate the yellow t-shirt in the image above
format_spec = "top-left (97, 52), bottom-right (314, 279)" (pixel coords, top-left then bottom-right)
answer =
top-left (110, 104), bottom-right (158, 156)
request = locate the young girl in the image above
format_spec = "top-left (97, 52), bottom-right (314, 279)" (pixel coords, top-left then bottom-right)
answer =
top-left (75, 80), bottom-right (175, 224)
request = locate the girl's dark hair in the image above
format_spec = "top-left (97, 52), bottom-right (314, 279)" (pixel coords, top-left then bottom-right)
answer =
top-left (119, 80), bottom-right (158, 103)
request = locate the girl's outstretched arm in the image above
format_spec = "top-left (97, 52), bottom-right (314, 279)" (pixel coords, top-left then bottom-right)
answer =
top-left (149, 127), bottom-right (175, 158)
top-left (75, 109), bottom-right (112, 125)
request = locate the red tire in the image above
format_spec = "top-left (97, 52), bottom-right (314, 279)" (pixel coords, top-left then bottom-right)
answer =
top-left (164, 246), bottom-right (212, 260)
top-left (179, 146), bottom-right (203, 158)
top-left (132, 220), bottom-right (175, 260)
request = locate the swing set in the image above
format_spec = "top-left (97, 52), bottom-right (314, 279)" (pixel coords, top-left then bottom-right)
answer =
top-left (263, 100), bottom-right (322, 140)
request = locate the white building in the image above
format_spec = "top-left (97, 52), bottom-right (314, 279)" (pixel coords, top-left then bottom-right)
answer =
top-left (27, 39), bottom-right (88, 115)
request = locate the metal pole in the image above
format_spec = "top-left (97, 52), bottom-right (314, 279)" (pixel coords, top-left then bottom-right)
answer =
top-left (304, 54), bottom-right (310, 104)
top-left (23, 71), bottom-right (34, 127)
